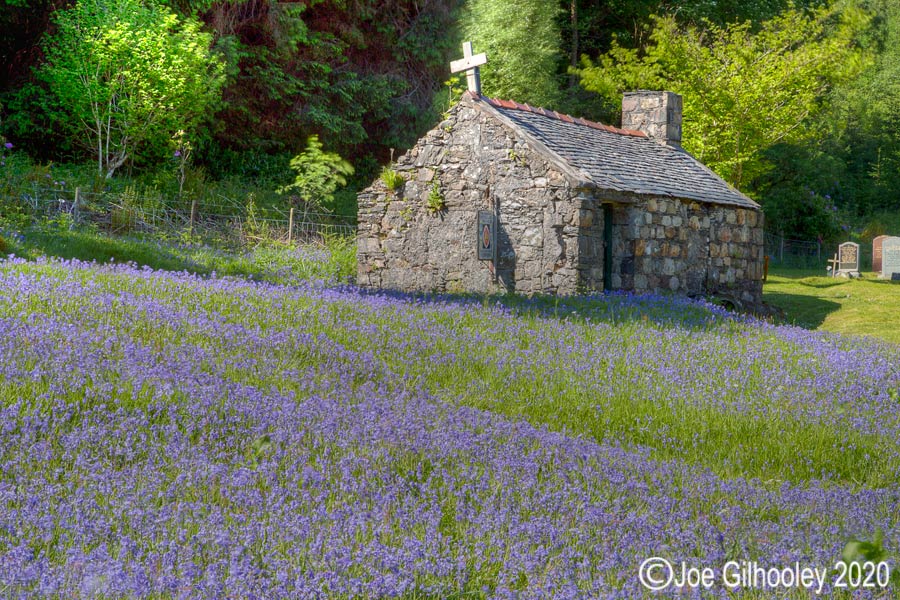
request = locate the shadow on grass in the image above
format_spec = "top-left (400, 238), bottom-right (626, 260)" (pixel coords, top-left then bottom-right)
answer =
top-left (764, 276), bottom-right (844, 329)
top-left (4, 225), bottom-right (357, 286)
top-left (359, 283), bottom-right (749, 332)
top-left (12, 228), bottom-right (214, 274)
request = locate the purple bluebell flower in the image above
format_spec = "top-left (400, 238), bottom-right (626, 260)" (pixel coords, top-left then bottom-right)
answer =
top-left (0, 257), bottom-right (897, 597)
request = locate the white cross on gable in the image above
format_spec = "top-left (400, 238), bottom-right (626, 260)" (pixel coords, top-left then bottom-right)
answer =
top-left (450, 42), bottom-right (487, 95)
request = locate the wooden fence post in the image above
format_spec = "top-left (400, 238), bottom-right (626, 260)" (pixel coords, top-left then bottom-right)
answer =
top-left (288, 207), bottom-right (294, 244)
top-left (189, 196), bottom-right (198, 236)
top-left (72, 187), bottom-right (81, 229)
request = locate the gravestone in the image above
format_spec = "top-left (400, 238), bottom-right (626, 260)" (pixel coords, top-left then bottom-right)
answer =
top-left (873, 235), bottom-right (888, 273)
top-left (881, 236), bottom-right (900, 280)
top-left (836, 241), bottom-right (859, 277)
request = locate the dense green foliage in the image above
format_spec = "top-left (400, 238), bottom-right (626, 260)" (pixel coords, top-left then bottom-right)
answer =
top-left (3, 0), bottom-right (900, 240)
top-left (461, 0), bottom-right (562, 107)
top-left (580, 7), bottom-right (868, 187)
top-left (35, 0), bottom-right (225, 178)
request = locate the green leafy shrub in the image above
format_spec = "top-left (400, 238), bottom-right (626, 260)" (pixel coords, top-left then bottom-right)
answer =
top-left (380, 167), bottom-right (406, 192)
top-left (279, 135), bottom-right (354, 212)
top-left (427, 180), bottom-right (446, 213)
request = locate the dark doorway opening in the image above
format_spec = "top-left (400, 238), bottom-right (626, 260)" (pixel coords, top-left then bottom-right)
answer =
top-left (603, 203), bottom-right (613, 291)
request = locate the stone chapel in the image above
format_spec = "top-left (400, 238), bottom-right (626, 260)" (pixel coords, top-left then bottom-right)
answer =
top-left (357, 87), bottom-right (764, 308)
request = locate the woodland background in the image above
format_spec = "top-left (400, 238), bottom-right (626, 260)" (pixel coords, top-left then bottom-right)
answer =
top-left (2, 0), bottom-right (900, 243)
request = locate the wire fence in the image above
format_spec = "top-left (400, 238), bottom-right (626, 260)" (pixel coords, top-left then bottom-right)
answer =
top-left (765, 232), bottom-right (874, 271)
top-left (2, 186), bottom-right (357, 245)
top-left (764, 232), bottom-right (824, 269)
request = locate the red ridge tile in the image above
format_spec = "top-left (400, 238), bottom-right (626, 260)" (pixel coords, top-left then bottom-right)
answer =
top-left (478, 95), bottom-right (650, 138)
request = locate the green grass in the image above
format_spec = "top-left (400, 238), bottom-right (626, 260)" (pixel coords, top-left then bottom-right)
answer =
top-left (0, 224), bottom-right (356, 285)
top-left (764, 268), bottom-right (900, 344)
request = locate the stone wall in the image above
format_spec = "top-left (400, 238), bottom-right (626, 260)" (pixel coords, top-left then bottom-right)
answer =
top-left (607, 196), bottom-right (764, 305)
top-left (357, 100), bottom-right (589, 295)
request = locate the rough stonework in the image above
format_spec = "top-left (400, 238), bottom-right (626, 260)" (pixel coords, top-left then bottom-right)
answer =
top-left (608, 199), bottom-right (764, 305)
top-left (621, 91), bottom-right (682, 147)
top-left (358, 102), bottom-right (588, 295)
top-left (358, 92), bottom-right (765, 308)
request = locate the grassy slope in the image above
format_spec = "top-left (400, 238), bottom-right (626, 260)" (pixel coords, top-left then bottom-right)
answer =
top-left (0, 226), bottom-right (356, 285)
top-left (3, 231), bottom-right (899, 487)
top-left (6, 227), bottom-right (898, 346)
top-left (6, 257), bottom-right (898, 491)
top-left (4, 260), bottom-right (896, 597)
top-left (764, 269), bottom-right (900, 345)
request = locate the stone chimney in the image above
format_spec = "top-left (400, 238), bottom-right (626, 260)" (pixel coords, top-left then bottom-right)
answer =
top-left (621, 91), bottom-right (682, 147)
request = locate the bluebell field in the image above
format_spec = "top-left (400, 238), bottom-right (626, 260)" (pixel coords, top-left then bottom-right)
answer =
top-left (0, 255), bottom-right (898, 598)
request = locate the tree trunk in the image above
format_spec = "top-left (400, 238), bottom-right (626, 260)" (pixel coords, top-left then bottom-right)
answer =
top-left (569, 0), bottom-right (579, 88)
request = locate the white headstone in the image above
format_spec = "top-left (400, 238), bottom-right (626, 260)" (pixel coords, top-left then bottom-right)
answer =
top-left (881, 236), bottom-right (900, 280)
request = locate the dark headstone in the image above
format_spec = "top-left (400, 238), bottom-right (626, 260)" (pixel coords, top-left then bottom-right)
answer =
top-left (881, 236), bottom-right (900, 280)
top-left (873, 235), bottom-right (888, 273)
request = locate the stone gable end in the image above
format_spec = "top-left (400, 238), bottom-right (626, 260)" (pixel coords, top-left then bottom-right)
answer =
top-left (357, 100), bottom-right (591, 295)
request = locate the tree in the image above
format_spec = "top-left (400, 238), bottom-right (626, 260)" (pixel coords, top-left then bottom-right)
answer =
top-left (278, 135), bottom-right (354, 213)
top-left (461, 0), bottom-right (562, 107)
top-left (577, 5), bottom-right (870, 189)
top-left (35, 0), bottom-right (225, 178)
top-left (201, 0), bottom-right (461, 171)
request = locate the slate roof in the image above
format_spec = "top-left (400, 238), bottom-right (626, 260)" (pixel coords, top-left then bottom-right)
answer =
top-left (475, 95), bottom-right (759, 210)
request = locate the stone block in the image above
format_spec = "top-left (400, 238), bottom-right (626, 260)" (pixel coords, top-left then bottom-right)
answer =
top-left (579, 209), bottom-right (594, 228)
top-left (635, 239), bottom-right (646, 257)
top-left (359, 237), bottom-right (381, 253)
top-left (663, 258), bottom-right (676, 275)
